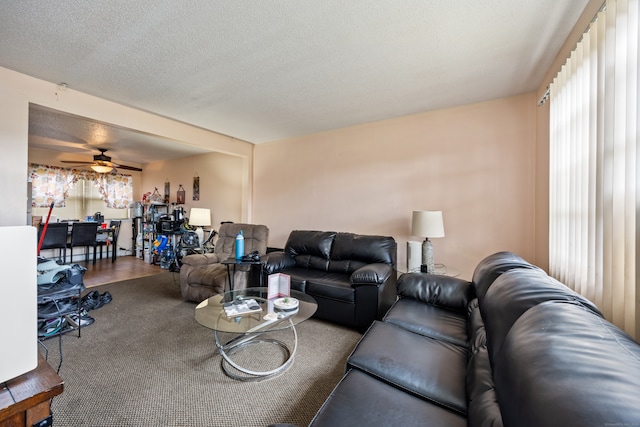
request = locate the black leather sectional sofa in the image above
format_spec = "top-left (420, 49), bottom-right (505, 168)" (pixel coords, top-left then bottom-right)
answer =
top-left (309, 251), bottom-right (640, 426)
top-left (262, 230), bottom-right (397, 331)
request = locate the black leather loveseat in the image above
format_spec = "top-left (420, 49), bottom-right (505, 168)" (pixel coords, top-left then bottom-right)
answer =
top-left (262, 230), bottom-right (397, 331)
top-left (309, 251), bottom-right (640, 426)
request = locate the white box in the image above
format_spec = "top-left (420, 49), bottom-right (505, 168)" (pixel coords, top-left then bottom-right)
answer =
top-left (0, 226), bottom-right (37, 383)
top-left (407, 240), bottom-right (422, 272)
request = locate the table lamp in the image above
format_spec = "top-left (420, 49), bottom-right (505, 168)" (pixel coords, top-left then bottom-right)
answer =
top-left (411, 210), bottom-right (445, 274)
top-left (189, 208), bottom-right (211, 248)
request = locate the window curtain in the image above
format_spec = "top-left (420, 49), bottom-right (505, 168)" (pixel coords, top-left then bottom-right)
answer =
top-left (549, 0), bottom-right (639, 338)
top-left (92, 172), bottom-right (134, 209)
top-left (28, 164), bottom-right (78, 207)
top-left (29, 164), bottom-right (134, 209)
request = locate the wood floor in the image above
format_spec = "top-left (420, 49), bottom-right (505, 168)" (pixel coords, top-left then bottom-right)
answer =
top-left (77, 255), bottom-right (166, 288)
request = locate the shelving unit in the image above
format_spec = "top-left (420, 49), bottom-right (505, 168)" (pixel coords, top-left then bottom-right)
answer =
top-left (37, 285), bottom-right (83, 339)
top-left (133, 202), bottom-right (189, 268)
top-left (133, 203), bottom-right (169, 262)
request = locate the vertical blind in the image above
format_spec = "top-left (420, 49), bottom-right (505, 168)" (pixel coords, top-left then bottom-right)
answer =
top-left (549, 0), bottom-right (639, 338)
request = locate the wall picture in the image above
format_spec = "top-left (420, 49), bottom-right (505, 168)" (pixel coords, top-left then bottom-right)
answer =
top-left (193, 175), bottom-right (200, 201)
top-left (177, 184), bottom-right (185, 205)
top-left (164, 180), bottom-right (170, 204)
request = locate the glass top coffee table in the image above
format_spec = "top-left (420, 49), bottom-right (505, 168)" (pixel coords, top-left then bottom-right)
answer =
top-left (195, 287), bottom-right (317, 381)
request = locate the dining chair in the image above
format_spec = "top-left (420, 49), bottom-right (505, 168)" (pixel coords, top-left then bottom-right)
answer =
top-left (38, 222), bottom-right (68, 263)
top-left (96, 220), bottom-right (121, 262)
top-left (70, 222), bottom-right (98, 265)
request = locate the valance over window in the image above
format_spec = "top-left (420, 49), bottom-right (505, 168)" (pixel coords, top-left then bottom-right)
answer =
top-left (28, 164), bottom-right (134, 209)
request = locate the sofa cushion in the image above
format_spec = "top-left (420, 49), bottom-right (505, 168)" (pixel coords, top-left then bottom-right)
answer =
top-left (471, 251), bottom-right (542, 300)
top-left (347, 321), bottom-right (468, 415)
top-left (494, 301), bottom-right (640, 427)
top-left (285, 230), bottom-right (335, 271)
top-left (466, 346), bottom-right (493, 403)
top-left (466, 298), bottom-right (504, 426)
top-left (351, 263), bottom-right (393, 285)
top-left (269, 267), bottom-right (309, 292)
top-left (466, 346), bottom-right (503, 427)
top-left (181, 252), bottom-right (221, 267)
top-left (467, 299), bottom-right (486, 355)
top-left (262, 251), bottom-right (296, 274)
top-left (481, 268), bottom-right (603, 363)
top-left (467, 388), bottom-right (503, 427)
top-left (306, 272), bottom-right (355, 302)
top-left (383, 298), bottom-right (468, 347)
top-left (214, 223), bottom-right (269, 256)
top-left (310, 369), bottom-right (467, 427)
top-left (397, 273), bottom-right (473, 311)
top-left (328, 232), bottom-right (396, 273)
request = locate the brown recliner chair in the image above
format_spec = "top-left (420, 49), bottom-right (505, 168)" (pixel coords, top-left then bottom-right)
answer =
top-left (179, 223), bottom-right (269, 302)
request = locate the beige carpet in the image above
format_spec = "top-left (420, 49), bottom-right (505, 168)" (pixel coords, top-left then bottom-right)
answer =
top-left (42, 272), bottom-right (362, 427)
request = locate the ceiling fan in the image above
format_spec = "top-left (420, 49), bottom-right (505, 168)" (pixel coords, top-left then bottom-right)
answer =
top-left (61, 148), bottom-right (142, 173)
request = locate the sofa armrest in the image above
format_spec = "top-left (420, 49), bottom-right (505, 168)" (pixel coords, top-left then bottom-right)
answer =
top-left (263, 251), bottom-right (296, 274)
top-left (351, 263), bottom-right (392, 286)
top-left (397, 272), bottom-right (473, 311)
top-left (181, 253), bottom-right (221, 267)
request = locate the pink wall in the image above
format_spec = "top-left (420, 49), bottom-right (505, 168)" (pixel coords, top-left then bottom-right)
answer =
top-left (254, 93), bottom-right (537, 280)
top-left (142, 151), bottom-right (245, 225)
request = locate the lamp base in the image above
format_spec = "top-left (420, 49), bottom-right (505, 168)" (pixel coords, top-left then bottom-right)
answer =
top-left (421, 238), bottom-right (434, 274)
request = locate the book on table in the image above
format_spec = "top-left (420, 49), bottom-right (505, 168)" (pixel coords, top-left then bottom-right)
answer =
top-left (223, 298), bottom-right (262, 317)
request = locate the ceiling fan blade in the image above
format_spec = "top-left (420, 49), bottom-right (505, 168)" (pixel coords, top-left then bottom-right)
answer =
top-left (116, 164), bottom-right (143, 172)
top-left (61, 149), bottom-right (142, 172)
top-left (61, 160), bottom-right (94, 164)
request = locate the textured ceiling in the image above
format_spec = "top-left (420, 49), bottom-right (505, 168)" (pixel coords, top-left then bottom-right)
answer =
top-left (28, 105), bottom-right (210, 165)
top-left (0, 1), bottom-right (589, 158)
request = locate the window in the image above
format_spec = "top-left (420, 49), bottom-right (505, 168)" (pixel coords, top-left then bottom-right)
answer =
top-left (549, 0), bottom-right (639, 338)
top-left (29, 164), bottom-right (134, 220)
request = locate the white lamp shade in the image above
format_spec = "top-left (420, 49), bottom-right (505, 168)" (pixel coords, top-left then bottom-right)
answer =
top-left (189, 208), bottom-right (211, 227)
top-left (411, 210), bottom-right (445, 238)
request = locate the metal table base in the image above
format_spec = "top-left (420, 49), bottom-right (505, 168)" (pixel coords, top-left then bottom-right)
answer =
top-left (214, 317), bottom-right (297, 381)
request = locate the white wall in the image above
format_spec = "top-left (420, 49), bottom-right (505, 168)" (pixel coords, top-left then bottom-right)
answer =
top-left (0, 87), bottom-right (29, 226)
top-left (0, 66), bottom-right (254, 230)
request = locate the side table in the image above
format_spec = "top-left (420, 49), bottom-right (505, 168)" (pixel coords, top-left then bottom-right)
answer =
top-left (220, 257), bottom-right (265, 291)
top-left (432, 264), bottom-right (460, 277)
top-left (0, 355), bottom-right (63, 426)
top-left (399, 264), bottom-right (460, 278)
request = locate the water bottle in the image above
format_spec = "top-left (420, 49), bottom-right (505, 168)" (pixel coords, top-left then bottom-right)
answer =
top-left (235, 230), bottom-right (244, 259)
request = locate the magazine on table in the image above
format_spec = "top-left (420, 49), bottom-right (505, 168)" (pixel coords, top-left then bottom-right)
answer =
top-left (222, 298), bottom-right (262, 317)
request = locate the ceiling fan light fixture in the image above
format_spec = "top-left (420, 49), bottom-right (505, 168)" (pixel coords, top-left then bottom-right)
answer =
top-left (91, 164), bottom-right (113, 173)
top-left (60, 148), bottom-right (143, 172)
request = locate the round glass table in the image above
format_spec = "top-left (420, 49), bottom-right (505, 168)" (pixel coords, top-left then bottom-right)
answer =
top-left (195, 287), bottom-right (317, 381)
